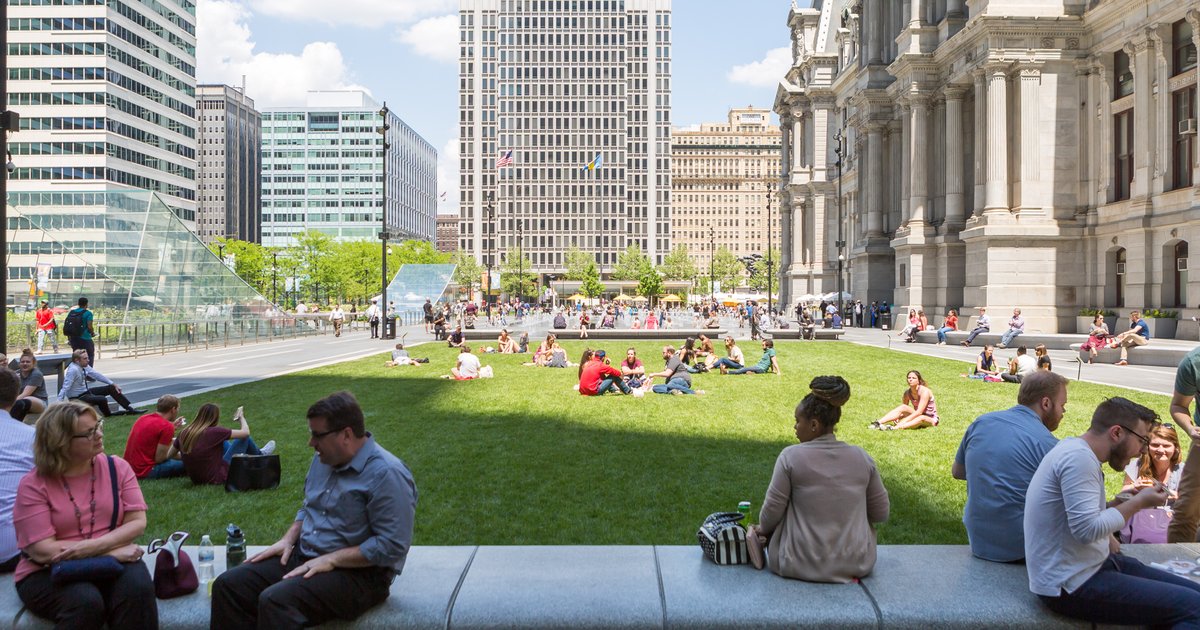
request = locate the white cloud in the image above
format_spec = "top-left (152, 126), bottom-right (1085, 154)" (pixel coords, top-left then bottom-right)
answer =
top-left (726, 47), bottom-right (792, 88)
top-left (248, 0), bottom-right (455, 28)
top-left (437, 129), bottom-right (459, 215)
top-left (398, 15), bottom-right (458, 63)
top-left (197, 0), bottom-right (370, 108)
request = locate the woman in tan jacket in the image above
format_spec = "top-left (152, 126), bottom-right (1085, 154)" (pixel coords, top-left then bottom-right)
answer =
top-left (747, 375), bottom-right (891, 582)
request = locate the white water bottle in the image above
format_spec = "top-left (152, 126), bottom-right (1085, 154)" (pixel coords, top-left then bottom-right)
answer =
top-left (198, 534), bottom-right (215, 595)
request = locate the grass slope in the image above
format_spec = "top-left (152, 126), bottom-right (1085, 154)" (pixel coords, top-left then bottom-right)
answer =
top-left (102, 341), bottom-right (1171, 547)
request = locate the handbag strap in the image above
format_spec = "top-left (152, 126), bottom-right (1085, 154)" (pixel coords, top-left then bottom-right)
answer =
top-left (107, 455), bottom-right (120, 531)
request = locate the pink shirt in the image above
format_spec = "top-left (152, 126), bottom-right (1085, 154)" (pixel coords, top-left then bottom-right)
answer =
top-left (13, 454), bottom-right (146, 583)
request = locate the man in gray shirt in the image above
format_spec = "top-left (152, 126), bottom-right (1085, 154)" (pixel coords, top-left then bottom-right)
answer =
top-left (211, 391), bottom-right (418, 629)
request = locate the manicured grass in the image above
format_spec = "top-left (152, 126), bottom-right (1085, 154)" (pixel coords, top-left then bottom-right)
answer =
top-left (101, 340), bottom-right (1172, 548)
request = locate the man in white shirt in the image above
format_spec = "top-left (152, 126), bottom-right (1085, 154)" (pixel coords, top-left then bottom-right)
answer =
top-left (366, 299), bottom-right (381, 339)
top-left (57, 349), bottom-right (141, 416)
top-left (0, 369), bottom-right (35, 573)
top-left (448, 345), bottom-right (481, 380)
top-left (1001, 346), bottom-right (1038, 384)
top-left (961, 307), bottom-right (991, 347)
top-left (330, 305), bottom-right (346, 337)
top-left (1024, 397), bottom-right (1200, 626)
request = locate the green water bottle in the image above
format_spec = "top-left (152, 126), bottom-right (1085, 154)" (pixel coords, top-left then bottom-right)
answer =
top-left (226, 524), bottom-right (246, 569)
top-left (737, 501), bottom-right (752, 528)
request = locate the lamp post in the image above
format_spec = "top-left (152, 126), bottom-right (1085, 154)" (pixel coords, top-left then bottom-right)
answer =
top-left (833, 127), bottom-right (846, 320)
top-left (378, 103), bottom-right (390, 339)
top-left (708, 225), bottom-right (715, 306)
top-left (516, 210), bottom-right (524, 308)
top-left (0, 0), bottom-right (17, 349)
top-left (766, 182), bottom-right (775, 318)
top-left (271, 251), bottom-right (278, 306)
top-left (485, 192), bottom-right (495, 320)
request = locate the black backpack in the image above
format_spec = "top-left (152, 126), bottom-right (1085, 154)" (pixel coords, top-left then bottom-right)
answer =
top-left (63, 308), bottom-right (85, 337)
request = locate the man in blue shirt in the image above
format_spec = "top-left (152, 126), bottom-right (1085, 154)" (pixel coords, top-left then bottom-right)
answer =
top-left (952, 371), bottom-right (1068, 562)
top-left (1168, 346), bottom-right (1200, 543)
top-left (1113, 310), bottom-right (1151, 366)
top-left (212, 391), bottom-right (417, 629)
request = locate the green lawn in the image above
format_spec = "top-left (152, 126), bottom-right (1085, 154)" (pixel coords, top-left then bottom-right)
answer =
top-left (102, 340), bottom-right (1172, 548)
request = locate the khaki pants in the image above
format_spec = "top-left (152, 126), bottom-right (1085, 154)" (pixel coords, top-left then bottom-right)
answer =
top-left (1118, 334), bottom-right (1147, 361)
top-left (1170, 440), bottom-right (1200, 543)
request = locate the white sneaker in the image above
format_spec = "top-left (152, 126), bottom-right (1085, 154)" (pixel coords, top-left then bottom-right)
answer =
top-left (259, 440), bottom-right (276, 456)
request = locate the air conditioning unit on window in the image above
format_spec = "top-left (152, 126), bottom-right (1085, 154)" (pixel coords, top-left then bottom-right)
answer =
top-left (1181, 118), bottom-right (1198, 136)
top-left (1179, 257), bottom-right (1189, 272)
top-left (1116, 262), bottom-right (1126, 276)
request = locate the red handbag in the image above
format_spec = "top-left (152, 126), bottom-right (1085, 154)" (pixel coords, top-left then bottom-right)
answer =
top-left (149, 532), bottom-right (199, 599)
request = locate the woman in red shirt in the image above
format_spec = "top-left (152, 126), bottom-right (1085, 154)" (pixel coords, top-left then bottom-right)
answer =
top-left (936, 309), bottom-right (959, 345)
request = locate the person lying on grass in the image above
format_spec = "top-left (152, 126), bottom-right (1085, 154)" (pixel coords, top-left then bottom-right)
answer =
top-left (871, 370), bottom-right (940, 430)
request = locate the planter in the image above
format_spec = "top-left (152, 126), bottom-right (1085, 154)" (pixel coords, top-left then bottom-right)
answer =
top-left (1177, 318), bottom-right (1199, 341)
top-left (1142, 317), bottom-right (1178, 340)
top-left (1075, 317), bottom-right (1095, 335)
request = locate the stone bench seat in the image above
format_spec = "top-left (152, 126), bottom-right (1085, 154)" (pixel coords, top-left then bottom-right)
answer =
top-left (557, 328), bottom-right (728, 340)
top-left (1070, 342), bottom-right (1195, 368)
top-left (8, 543), bottom-right (1196, 628)
top-left (915, 330), bottom-right (1087, 350)
top-left (764, 327), bottom-right (845, 340)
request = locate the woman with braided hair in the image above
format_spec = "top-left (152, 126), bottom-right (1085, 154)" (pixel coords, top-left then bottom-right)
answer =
top-left (746, 375), bottom-right (891, 582)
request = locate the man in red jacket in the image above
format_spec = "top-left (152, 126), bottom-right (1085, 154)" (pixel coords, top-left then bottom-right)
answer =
top-left (578, 350), bottom-right (632, 396)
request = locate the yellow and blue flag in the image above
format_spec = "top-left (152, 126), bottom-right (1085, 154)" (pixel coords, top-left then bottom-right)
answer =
top-left (584, 153), bottom-right (603, 171)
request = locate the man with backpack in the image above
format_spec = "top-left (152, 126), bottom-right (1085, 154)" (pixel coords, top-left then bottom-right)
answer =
top-left (63, 297), bottom-right (96, 366)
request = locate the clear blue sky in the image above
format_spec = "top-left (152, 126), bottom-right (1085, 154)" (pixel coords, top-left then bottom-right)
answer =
top-left (196, 0), bottom-right (806, 215)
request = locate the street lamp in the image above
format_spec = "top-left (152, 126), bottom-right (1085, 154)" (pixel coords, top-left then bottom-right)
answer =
top-left (0, 0), bottom-right (18, 349)
top-left (833, 127), bottom-right (846, 320)
top-left (708, 225), bottom-right (715, 306)
top-left (516, 209), bottom-right (524, 308)
top-left (766, 182), bottom-right (775, 318)
top-left (271, 251), bottom-right (278, 306)
top-left (485, 192), bottom-right (495, 320)
top-left (378, 103), bottom-right (391, 338)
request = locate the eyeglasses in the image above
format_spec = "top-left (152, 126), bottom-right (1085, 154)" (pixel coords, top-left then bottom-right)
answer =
top-left (71, 419), bottom-right (104, 441)
top-left (1119, 425), bottom-right (1151, 450)
top-left (309, 426), bottom-right (343, 440)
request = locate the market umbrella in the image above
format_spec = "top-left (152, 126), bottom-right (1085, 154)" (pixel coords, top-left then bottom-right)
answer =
top-left (567, 294), bottom-right (588, 302)
top-left (631, 295), bottom-right (649, 302)
top-left (613, 293), bottom-right (634, 302)
top-left (660, 294), bottom-right (681, 302)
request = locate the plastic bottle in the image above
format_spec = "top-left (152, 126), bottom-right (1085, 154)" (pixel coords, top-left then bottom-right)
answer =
top-left (226, 524), bottom-right (246, 569)
top-left (198, 534), bottom-right (215, 595)
top-left (737, 501), bottom-right (752, 527)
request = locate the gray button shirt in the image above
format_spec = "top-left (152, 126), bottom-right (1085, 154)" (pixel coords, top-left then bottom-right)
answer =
top-left (296, 435), bottom-right (417, 573)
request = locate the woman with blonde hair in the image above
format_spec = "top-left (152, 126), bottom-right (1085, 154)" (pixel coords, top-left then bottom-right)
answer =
top-left (175, 404), bottom-right (274, 486)
top-left (13, 401), bottom-right (156, 629)
top-left (1121, 423), bottom-right (1184, 498)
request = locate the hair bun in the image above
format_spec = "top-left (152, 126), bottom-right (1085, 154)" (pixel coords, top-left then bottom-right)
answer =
top-left (809, 375), bottom-right (850, 407)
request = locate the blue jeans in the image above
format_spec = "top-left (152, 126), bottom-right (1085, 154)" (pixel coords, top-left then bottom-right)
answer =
top-left (1000, 328), bottom-right (1022, 346)
top-left (147, 458), bottom-right (185, 479)
top-left (712, 358), bottom-right (743, 370)
top-left (964, 327), bottom-right (989, 345)
top-left (729, 365), bottom-right (767, 375)
top-left (597, 377), bottom-right (632, 395)
top-left (652, 377), bottom-right (695, 395)
top-left (936, 326), bottom-right (955, 343)
top-left (1040, 554), bottom-right (1200, 628)
top-left (222, 437), bottom-right (261, 463)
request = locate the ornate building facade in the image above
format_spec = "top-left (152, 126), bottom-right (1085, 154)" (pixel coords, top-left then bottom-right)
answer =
top-left (775, 0), bottom-right (1198, 331)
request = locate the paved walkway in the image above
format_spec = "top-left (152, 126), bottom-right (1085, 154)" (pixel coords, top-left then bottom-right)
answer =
top-left (35, 313), bottom-right (1191, 406)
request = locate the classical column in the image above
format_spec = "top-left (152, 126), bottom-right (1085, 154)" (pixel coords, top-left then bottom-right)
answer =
top-left (1147, 25), bottom-right (1170, 193)
top-left (1094, 60), bottom-right (1112, 204)
top-left (811, 98), bottom-right (833, 182)
top-left (866, 0), bottom-right (882, 64)
top-left (944, 86), bottom-right (966, 230)
top-left (983, 62), bottom-right (1010, 214)
top-left (791, 106), bottom-right (806, 173)
top-left (908, 95), bottom-right (930, 227)
top-left (972, 69), bottom-right (986, 217)
top-left (1129, 39), bottom-right (1152, 198)
top-left (899, 99), bottom-right (912, 227)
top-left (1190, 11), bottom-right (1200, 186)
top-left (947, 0), bottom-right (965, 17)
top-left (867, 123), bottom-right (886, 237)
top-left (909, 0), bottom-right (923, 27)
top-left (1018, 63), bottom-right (1042, 212)
top-left (780, 113), bottom-right (793, 176)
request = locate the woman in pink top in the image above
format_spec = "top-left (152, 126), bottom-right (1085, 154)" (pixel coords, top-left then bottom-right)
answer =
top-left (871, 370), bottom-right (940, 430)
top-left (746, 376), bottom-right (890, 582)
top-left (645, 311), bottom-right (658, 329)
top-left (13, 401), bottom-right (156, 629)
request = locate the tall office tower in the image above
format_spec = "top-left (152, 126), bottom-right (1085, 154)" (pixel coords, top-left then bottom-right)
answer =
top-left (671, 107), bottom-right (781, 277)
top-left (7, 0), bottom-right (199, 222)
top-left (458, 0), bottom-right (672, 280)
top-left (197, 84), bottom-right (262, 244)
top-left (261, 91), bottom-right (437, 248)
top-left (436, 214), bottom-right (459, 253)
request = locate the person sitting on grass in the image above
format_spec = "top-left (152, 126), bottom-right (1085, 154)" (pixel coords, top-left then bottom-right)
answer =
top-left (726, 339), bottom-right (780, 376)
top-left (546, 342), bottom-right (569, 368)
top-left (385, 343), bottom-right (421, 367)
top-left (497, 329), bottom-right (518, 354)
top-left (643, 346), bottom-right (705, 396)
top-left (175, 404), bottom-right (275, 486)
top-left (531, 334), bottom-right (557, 366)
top-left (695, 335), bottom-right (716, 364)
top-left (10, 349), bottom-right (48, 422)
top-left (871, 370), bottom-right (939, 430)
top-left (1002, 345), bottom-right (1038, 384)
top-left (970, 345), bottom-right (1002, 378)
top-left (1035, 344), bottom-right (1053, 372)
top-left (621, 347), bottom-right (646, 389)
top-left (578, 350), bottom-right (631, 396)
top-left (56, 349), bottom-right (142, 417)
top-left (1121, 422), bottom-right (1183, 500)
top-left (746, 375), bottom-right (890, 581)
top-left (123, 395), bottom-right (187, 480)
top-left (711, 336), bottom-right (747, 374)
top-left (444, 345), bottom-right (481, 381)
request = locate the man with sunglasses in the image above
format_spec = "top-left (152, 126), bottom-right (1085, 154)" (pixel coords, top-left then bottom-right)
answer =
top-left (211, 391), bottom-right (417, 629)
top-left (1168, 345), bottom-right (1200, 543)
top-left (1024, 397), bottom-right (1200, 627)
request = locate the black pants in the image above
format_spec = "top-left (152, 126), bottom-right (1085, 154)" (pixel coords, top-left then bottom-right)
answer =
top-left (17, 562), bottom-right (157, 630)
top-left (72, 384), bottom-right (134, 416)
top-left (210, 551), bottom-right (392, 630)
top-left (69, 337), bottom-right (96, 366)
top-left (369, 319), bottom-right (379, 338)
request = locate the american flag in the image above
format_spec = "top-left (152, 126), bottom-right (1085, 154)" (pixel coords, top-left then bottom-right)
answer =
top-left (497, 150), bottom-right (514, 168)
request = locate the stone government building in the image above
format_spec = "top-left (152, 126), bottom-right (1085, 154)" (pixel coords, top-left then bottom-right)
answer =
top-left (774, 0), bottom-right (1198, 332)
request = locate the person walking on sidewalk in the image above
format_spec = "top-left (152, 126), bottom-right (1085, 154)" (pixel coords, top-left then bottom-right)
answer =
top-left (33, 302), bottom-right (58, 354)
top-left (63, 297), bottom-right (96, 366)
top-left (366, 299), bottom-right (380, 339)
top-left (330, 305), bottom-right (346, 338)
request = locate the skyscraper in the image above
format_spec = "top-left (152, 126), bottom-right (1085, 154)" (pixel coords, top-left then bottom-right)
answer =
top-left (260, 91), bottom-right (437, 248)
top-left (458, 0), bottom-right (673, 279)
top-left (7, 0), bottom-right (199, 222)
top-left (197, 84), bottom-right (262, 244)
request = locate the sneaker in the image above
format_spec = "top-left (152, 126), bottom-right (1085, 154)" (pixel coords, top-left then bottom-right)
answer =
top-left (996, 344), bottom-right (1006, 349)
top-left (259, 440), bottom-right (276, 456)
top-left (960, 341), bottom-right (969, 347)
top-left (670, 389), bottom-right (683, 396)
top-left (868, 421), bottom-right (881, 430)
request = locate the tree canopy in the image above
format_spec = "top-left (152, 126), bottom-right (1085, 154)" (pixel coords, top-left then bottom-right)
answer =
top-left (611, 244), bottom-right (650, 281)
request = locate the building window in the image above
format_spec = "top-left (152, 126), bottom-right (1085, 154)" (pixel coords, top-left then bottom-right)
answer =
top-left (1172, 86), bottom-right (1196, 190)
top-left (1114, 50), bottom-right (1133, 100)
top-left (1173, 241), bottom-right (1189, 308)
top-left (1173, 20), bottom-right (1197, 77)
top-left (1113, 110), bottom-right (1133, 201)
top-left (1114, 247), bottom-right (1127, 308)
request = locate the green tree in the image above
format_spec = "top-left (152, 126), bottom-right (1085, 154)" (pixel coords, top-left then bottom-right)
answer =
top-left (208, 238), bottom-right (273, 297)
top-left (711, 246), bottom-right (744, 292)
top-left (564, 245), bottom-right (593, 281)
top-left (637, 266), bottom-right (663, 304)
top-left (658, 244), bottom-right (697, 283)
top-left (294, 230), bottom-right (340, 303)
top-left (451, 250), bottom-right (483, 296)
top-left (499, 247), bottom-right (536, 300)
top-left (580, 261), bottom-right (605, 298)
top-left (391, 239), bottom-right (452, 265)
top-left (747, 249), bottom-right (783, 292)
top-left (611, 244), bottom-right (649, 281)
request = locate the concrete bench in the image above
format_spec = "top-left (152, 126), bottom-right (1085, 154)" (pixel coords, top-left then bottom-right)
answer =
top-left (915, 330), bottom-right (1087, 350)
top-left (764, 328), bottom-right (845, 340)
top-left (11, 543), bottom-right (1196, 628)
top-left (1070, 342), bottom-right (1196, 368)
top-left (568, 328), bottom-right (728, 340)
